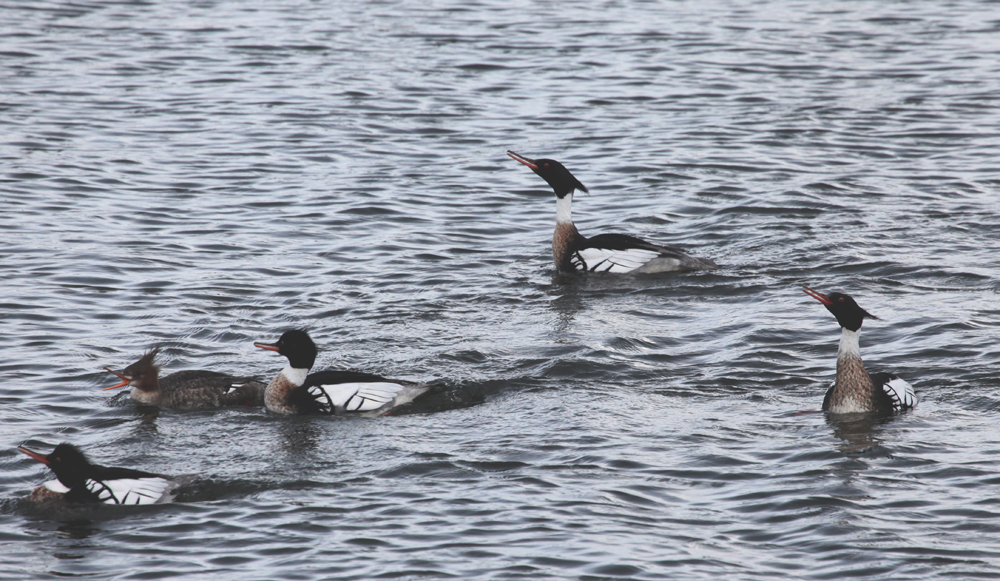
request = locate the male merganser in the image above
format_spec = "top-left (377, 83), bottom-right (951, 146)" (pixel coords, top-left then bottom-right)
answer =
top-left (507, 150), bottom-right (718, 274)
top-left (19, 443), bottom-right (179, 505)
top-left (803, 286), bottom-right (917, 414)
top-left (254, 329), bottom-right (427, 415)
top-left (103, 347), bottom-right (266, 409)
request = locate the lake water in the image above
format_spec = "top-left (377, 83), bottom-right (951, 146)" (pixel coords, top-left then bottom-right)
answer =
top-left (2, 0), bottom-right (1000, 579)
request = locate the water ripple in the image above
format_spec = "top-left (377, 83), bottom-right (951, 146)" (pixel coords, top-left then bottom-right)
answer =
top-left (2, 0), bottom-right (1000, 579)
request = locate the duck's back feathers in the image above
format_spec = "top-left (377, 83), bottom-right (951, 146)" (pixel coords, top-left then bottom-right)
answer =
top-left (160, 370), bottom-right (234, 391)
top-left (157, 371), bottom-right (266, 409)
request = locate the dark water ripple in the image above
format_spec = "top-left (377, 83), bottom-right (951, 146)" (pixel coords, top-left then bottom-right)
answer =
top-left (2, 0), bottom-right (1000, 579)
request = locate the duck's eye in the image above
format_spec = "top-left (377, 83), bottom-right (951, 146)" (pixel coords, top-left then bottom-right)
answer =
top-left (543, 163), bottom-right (549, 168)
top-left (838, 297), bottom-right (845, 302)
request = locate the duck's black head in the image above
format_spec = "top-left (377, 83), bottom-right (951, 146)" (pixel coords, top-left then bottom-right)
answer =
top-left (803, 286), bottom-right (878, 332)
top-left (19, 443), bottom-right (92, 487)
top-left (507, 150), bottom-right (588, 199)
top-left (255, 329), bottom-right (317, 370)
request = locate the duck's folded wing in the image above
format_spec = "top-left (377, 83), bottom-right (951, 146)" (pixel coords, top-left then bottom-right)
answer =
top-left (872, 373), bottom-right (918, 410)
top-left (575, 234), bottom-right (662, 273)
top-left (85, 477), bottom-right (176, 505)
top-left (292, 371), bottom-right (405, 414)
top-left (577, 233), bottom-right (709, 273)
top-left (310, 381), bottom-right (409, 413)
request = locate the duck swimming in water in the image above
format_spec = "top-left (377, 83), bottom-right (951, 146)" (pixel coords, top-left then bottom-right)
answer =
top-left (803, 286), bottom-right (917, 414)
top-left (19, 443), bottom-right (180, 505)
top-left (254, 329), bottom-right (427, 416)
top-left (507, 150), bottom-right (718, 274)
top-left (103, 347), bottom-right (266, 409)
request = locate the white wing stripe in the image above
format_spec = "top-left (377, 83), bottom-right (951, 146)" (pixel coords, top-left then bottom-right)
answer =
top-left (883, 376), bottom-right (918, 410)
top-left (85, 477), bottom-right (174, 505)
top-left (316, 382), bottom-right (408, 413)
top-left (577, 248), bottom-right (661, 273)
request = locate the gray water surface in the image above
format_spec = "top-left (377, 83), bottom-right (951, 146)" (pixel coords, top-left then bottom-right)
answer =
top-left (2, 0), bottom-right (1000, 579)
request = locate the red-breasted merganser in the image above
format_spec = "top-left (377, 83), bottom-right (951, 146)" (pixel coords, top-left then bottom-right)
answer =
top-left (103, 347), bottom-right (266, 409)
top-left (19, 443), bottom-right (179, 505)
top-left (254, 329), bottom-right (427, 416)
top-left (803, 286), bottom-right (917, 414)
top-left (507, 150), bottom-right (718, 274)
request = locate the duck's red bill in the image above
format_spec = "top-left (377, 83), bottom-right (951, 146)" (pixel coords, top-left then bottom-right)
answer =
top-left (254, 342), bottom-right (280, 352)
top-left (103, 368), bottom-right (130, 390)
top-left (507, 150), bottom-right (538, 170)
top-left (18, 446), bottom-right (49, 465)
top-left (803, 286), bottom-right (832, 305)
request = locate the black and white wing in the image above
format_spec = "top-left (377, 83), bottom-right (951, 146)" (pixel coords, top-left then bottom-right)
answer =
top-left (574, 248), bottom-right (661, 273)
top-left (576, 234), bottom-right (715, 273)
top-left (315, 382), bottom-right (410, 413)
top-left (85, 477), bottom-right (176, 505)
top-left (297, 370), bottom-right (416, 414)
top-left (873, 372), bottom-right (918, 411)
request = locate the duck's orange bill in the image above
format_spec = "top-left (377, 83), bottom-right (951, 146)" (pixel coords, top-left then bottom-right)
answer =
top-left (507, 150), bottom-right (538, 170)
top-left (103, 368), bottom-right (130, 390)
top-left (17, 446), bottom-right (49, 465)
top-left (803, 286), bottom-right (832, 306)
top-left (254, 342), bottom-right (279, 352)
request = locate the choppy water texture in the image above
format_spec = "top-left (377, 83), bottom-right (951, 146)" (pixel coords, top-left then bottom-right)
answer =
top-left (2, 0), bottom-right (1000, 579)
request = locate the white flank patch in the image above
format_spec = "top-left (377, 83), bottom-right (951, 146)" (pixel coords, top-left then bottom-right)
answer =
top-left (281, 366), bottom-right (310, 387)
top-left (555, 194), bottom-right (574, 224)
top-left (86, 477), bottom-right (175, 505)
top-left (576, 247), bottom-right (661, 273)
top-left (882, 376), bottom-right (918, 409)
top-left (43, 479), bottom-right (70, 494)
top-left (315, 382), bottom-right (408, 413)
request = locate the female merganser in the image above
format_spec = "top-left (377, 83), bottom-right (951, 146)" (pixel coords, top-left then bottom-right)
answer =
top-left (103, 347), bottom-right (266, 409)
top-left (19, 443), bottom-right (179, 505)
top-left (803, 286), bottom-right (917, 414)
top-left (507, 150), bottom-right (718, 274)
top-left (254, 329), bottom-right (427, 415)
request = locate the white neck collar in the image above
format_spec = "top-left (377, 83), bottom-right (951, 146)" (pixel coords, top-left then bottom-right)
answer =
top-left (556, 193), bottom-right (574, 224)
top-left (837, 327), bottom-right (862, 360)
top-left (280, 366), bottom-right (309, 386)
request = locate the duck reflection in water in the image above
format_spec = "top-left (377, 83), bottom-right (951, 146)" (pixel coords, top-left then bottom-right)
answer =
top-left (826, 413), bottom-right (889, 455)
top-left (546, 278), bottom-right (586, 336)
top-left (274, 416), bottom-right (321, 457)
